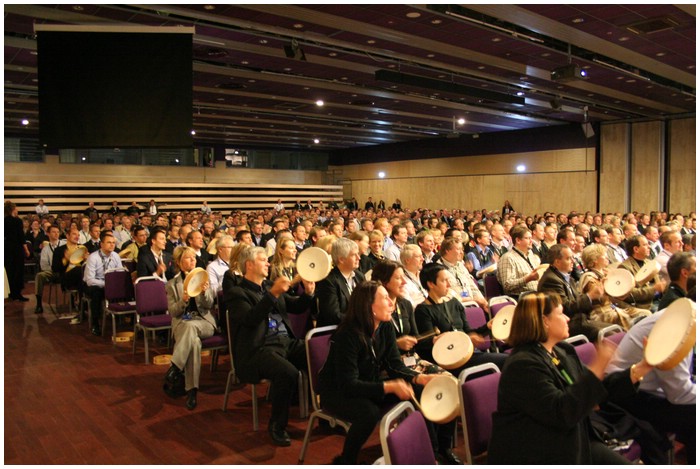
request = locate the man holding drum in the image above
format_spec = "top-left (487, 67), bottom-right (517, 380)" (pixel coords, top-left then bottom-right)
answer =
top-left (605, 296), bottom-right (696, 464)
top-left (618, 235), bottom-right (667, 311)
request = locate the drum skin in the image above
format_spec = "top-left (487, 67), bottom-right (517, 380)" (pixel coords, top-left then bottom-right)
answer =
top-left (420, 374), bottom-right (460, 424)
top-left (492, 305), bottom-right (515, 341)
top-left (184, 267), bottom-right (209, 297)
top-left (296, 247), bottom-right (332, 282)
top-left (432, 331), bottom-right (473, 370)
top-left (604, 269), bottom-right (635, 298)
top-left (644, 298), bottom-right (696, 371)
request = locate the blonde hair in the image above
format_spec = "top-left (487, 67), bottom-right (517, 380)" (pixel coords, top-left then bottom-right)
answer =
top-left (173, 246), bottom-right (197, 272)
top-left (581, 243), bottom-right (607, 270)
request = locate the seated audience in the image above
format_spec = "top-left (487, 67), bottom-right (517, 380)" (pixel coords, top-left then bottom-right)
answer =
top-left (316, 237), bottom-right (366, 326)
top-left (497, 225), bottom-right (541, 298)
top-left (83, 231), bottom-right (122, 335)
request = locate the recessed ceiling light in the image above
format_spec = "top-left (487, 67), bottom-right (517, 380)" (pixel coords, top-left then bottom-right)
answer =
top-left (378, 171), bottom-right (386, 178)
top-left (293, 23), bottom-right (304, 29)
top-left (248, 79), bottom-right (256, 83)
top-left (329, 52), bottom-right (338, 57)
top-left (316, 99), bottom-right (324, 106)
top-left (656, 52), bottom-right (666, 57)
top-left (427, 54), bottom-right (435, 58)
top-left (283, 67), bottom-right (292, 71)
top-left (619, 36), bottom-right (630, 42)
top-left (367, 40), bottom-right (376, 44)
top-left (313, 138), bottom-right (320, 144)
top-left (406, 12), bottom-right (421, 19)
top-left (492, 37), bottom-right (502, 42)
top-left (571, 18), bottom-right (585, 24)
top-left (516, 164), bottom-right (526, 172)
top-left (21, 119), bottom-right (29, 126)
top-left (203, 5), bottom-right (216, 10)
top-left (259, 39), bottom-right (268, 44)
top-left (72, 5), bottom-right (84, 11)
top-left (431, 19), bottom-right (442, 25)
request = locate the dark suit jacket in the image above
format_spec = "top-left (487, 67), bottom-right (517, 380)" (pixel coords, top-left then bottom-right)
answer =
top-left (537, 266), bottom-right (611, 341)
top-left (488, 341), bottom-right (636, 464)
top-left (195, 250), bottom-right (211, 269)
top-left (316, 267), bottom-right (366, 327)
top-left (85, 239), bottom-right (101, 254)
top-left (224, 277), bottom-right (313, 382)
top-left (136, 246), bottom-right (176, 280)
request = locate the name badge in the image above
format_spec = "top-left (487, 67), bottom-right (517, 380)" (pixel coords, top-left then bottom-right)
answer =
top-left (403, 355), bottom-right (417, 367)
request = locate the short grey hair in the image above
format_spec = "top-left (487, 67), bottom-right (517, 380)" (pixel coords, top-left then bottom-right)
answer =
top-left (331, 237), bottom-right (357, 265)
top-left (238, 246), bottom-right (266, 275)
top-left (216, 234), bottom-right (234, 250)
top-left (400, 244), bottom-right (421, 265)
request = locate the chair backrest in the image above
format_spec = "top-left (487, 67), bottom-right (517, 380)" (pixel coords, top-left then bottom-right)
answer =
top-left (484, 275), bottom-right (504, 300)
top-left (597, 324), bottom-right (624, 344)
top-left (565, 334), bottom-right (589, 346)
top-left (104, 269), bottom-right (134, 303)
top-left (458, 363), bottom-right (501, 465)
top-left (305, 326), bottom-right (337, 411)
top-left (380, 401), bottom-right (437, 465)
top-left (288, 307), bottom-right (312, 340)
top-left (134, 276), bottom-right (168, 316)
top-left (573, 341), bottom-right (597, 366)
top-left (606, 331), bottom-right (626, 346)
top-left (464, 303), bottom-right (490, 351)
top-left (489, 295), bottom-right (517, 316)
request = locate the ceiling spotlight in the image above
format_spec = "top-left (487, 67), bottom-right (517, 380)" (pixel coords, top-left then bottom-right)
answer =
top-left (283, 39), bottom-right (306, 61)
top-left (378, 171), bottom-right (386, 178)
top-left (191, 130), bottom-right (196, 135)
top-left (456, 117), bottom-right (466, 125)
top-left (516, 164), bottom-right (526, 172)
top-left (21, 119), bottom-right (29, 126)
top-left (313, 138), bottom-right (320, 144)
top-left (315, 99), bottom-right (324, 107)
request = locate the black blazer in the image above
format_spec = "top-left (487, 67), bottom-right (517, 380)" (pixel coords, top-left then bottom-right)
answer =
top-left (488, 341), bottom-right (636, 464)
top-left (85, 239), bottom-right (101, 254)
top-left (319, 321), bottom-right (417, 404)
top-left (224, 277), bottom-right (313, 382)
top-left (136, 246), bottom-right (176, 280)
top-left (195, 250), bottom-right (211, 269)
top-left (316, 267), bottom-right (366, 327)
top-left (537, 266), bottom-right (593, 319)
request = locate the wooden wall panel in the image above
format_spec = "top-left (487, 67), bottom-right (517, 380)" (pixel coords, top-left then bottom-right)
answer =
top-left (630, 121), bottom-right (662, 213)
top-left (668, 117), bottom-right (696, 215)
top-left (599, 123), bottom-right (629, 213)
top-left (350, 171), bottom-right (597, 216)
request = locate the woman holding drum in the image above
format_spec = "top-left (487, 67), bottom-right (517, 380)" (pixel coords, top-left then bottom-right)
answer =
top-left (488, 292), bottom-right (653, 464)
top-left (580, 243), bottom-right (651, 330)
top-left (319, 281), bottom-right (453, 464)
top-left (164, 246), bottom-right (218, 410)
top-left (414, 263), bottom-right (507, 372)
top-left (372, 260), bottom-right (460, 462)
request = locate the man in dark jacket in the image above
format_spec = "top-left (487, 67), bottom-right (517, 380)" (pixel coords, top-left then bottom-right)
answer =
top-left (224, 246), bottom-right (315, 447)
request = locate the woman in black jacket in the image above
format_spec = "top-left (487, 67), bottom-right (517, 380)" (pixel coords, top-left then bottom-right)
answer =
top-left (319, 281), bottom-right (442, 464)
top-left (488, 292), bottom-right (652, 464)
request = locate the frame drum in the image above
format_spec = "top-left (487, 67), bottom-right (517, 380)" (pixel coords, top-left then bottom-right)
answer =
top-left (635, 261), bottom-right (660, 285)
top-left (492, 304), bottom-right (516, 341)
top-left (69, 245), bottom-right (88, 265)
top-left (420, 375), bottom-right (460, 424)
top-left (534, 263), bottom-right (549, 276)
top-left (184, 267), bottom-right (209, 297)
top-left (432, 331), bottom-right (473, 370)
top-left (206, 238), bottom-right (219, 255)
top-left (477, 264), bottom-right (497, 277)
top-left (644, 298), bottom-right (696, 371)
top-left (604, 269), bottom-right (635, 298)
top-left (296, 247), bottom-right (332, 282)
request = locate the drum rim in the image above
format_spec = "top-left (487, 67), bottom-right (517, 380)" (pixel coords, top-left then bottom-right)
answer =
top-left (433, 330), bottom-right (474, 370)
top-left (492, 305), bottom-right (515, 340)
top-left (420, 375), bottom-right (460, 423)
top-left (184, 267), bottom-right (208, 297)
top-left (296, 246), bottom-right (332, 282)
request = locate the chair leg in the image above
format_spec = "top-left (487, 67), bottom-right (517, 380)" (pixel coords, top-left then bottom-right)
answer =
top-left (144, 331), bottom-right (150, 364)
top-left (251, 383), bottom-right (259, 431)
top-left (298, 414), bottom-right (318, 464)
top-left (222, 370), bottom-right (234, 411)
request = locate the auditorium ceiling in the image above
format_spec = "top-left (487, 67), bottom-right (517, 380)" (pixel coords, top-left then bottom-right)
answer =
top-left (4, 4), bottom-right (696, 150)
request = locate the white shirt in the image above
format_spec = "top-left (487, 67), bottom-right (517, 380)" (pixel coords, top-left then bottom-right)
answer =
top-left (84, 249), bottom-right (122, 288)
top-left (206, 257), bottom-right (229, 292)
top-left (35, 204), bottom-right (49, 215)
top-left (40, 239), bottom-right (66, 271)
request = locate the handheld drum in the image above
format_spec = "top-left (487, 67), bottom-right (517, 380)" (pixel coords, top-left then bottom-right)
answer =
top-left (183, 267), bottom-right (209, 297)
top-left (635, 261), bottom-right (660, 285)
top-left (534, 263), bottom-right (549, 277)
top-left (604, 269), bottom-right (635, 299)
top-left (477, 264), bottom-right (497, 278)
top-left (644, 298), bottom-right (696, 371)
top-left (296, 247), bottom-right (332, 282)
top-left (432, 331), bottom-right (473, 370)
top-left (491, 304), bottom-right (516, 341)
top-left (66, 245), bottom-right (88, 271)
top-left (419, 374), bottom-right (460, 424)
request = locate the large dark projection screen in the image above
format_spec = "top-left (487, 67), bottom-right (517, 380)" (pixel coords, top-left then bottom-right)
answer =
top-left (36, 26), bottom-right (194, 148)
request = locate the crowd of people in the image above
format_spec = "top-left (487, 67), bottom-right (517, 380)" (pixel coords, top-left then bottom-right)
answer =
top-left (4, 196), bottom-right (696, 464)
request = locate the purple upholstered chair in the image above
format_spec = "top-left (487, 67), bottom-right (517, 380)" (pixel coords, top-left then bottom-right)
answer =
top-left (464, 301), bottom-right (491, 351)
top-left (298, 325), bottom-right (351, 464)
top-left (458, 363), bottom-right (501, 465)
top-left (101, 268), bottom-right (137, 341)
top-left (132, 276), bottom-right (172, 364)
top-left (380, 401), bottom-right (437, 465)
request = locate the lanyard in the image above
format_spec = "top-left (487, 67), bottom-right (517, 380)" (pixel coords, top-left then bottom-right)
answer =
top-left (426, 296), bottom-right (456, 331)
top-left (392, 303), bottom-right (403, 334)
top-left (513, 248), bottom-right (534, 269)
